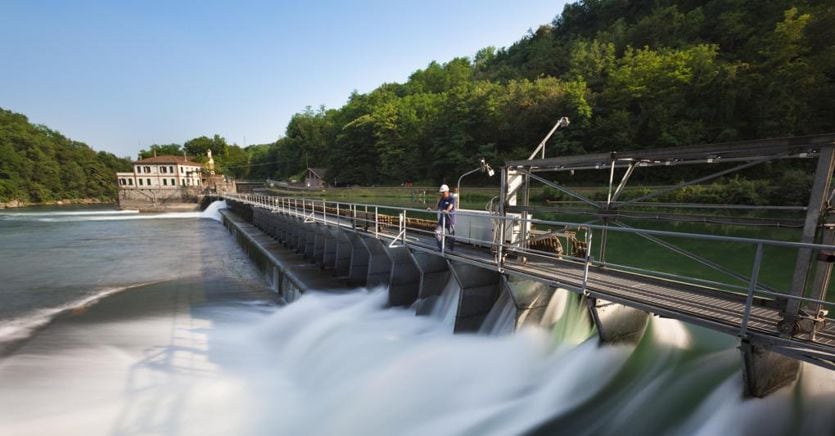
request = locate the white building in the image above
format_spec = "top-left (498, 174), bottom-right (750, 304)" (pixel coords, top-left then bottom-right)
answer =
top-left (116, 156), bottom-right (204, 189)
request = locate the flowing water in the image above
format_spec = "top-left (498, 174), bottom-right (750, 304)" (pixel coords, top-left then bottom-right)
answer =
top-left (0, 202), bottom-right (834, 435)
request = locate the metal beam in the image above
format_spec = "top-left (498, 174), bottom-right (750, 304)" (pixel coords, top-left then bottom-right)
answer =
top-left (524, 171), bottom-right (600, 208)
top-left (611, 163), bottom-right (637, 203)
top-left (785, 146), bottom-right (835, 322)
top-left (613, 221), bottom-right (777, 292)
top-left (507, 133), bottom-right (835, 171)
top-left (621, 155), bottom-right (785, 205)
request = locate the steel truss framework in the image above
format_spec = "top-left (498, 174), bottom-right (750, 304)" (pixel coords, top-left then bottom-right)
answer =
top-left (503, 133), bottom-right (835, 339)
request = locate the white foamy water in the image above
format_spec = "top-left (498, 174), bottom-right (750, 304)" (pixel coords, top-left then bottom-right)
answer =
top-left (0, 282), bottom-right (157, 352)
top-left (2, 286), bottom-right (833, 436)
top-left (0, 209), bottom-right (139, 217)
top-left (0, 201), bottom-right (225, 223)
top-left (201, 200), bottom-right (227, 222)
top-left (1, 201), bottom-right (834, 436)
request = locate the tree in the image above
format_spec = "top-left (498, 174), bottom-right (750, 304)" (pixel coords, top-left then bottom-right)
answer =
top-left (139, 143), bottom-right (182, 159)
top-left (183, 134), bottom-right (228, 159)
top-left (0, 107), bottom-right (131, 203)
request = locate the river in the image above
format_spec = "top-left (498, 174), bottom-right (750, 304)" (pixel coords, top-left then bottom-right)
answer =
top-left (0, 202), bottom-right (833, 435)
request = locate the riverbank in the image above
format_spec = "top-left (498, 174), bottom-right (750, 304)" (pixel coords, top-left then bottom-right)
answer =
top-left (118, 201), bottom-right (201, 213)
top-left (0, 198), bottom-right (108, 209)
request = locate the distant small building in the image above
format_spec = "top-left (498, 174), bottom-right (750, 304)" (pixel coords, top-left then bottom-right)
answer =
top-left (116, 155), bottom-right (204, 189)
top-left (305, 167), bottom-right (327, 189)
top-left (115, 155), bottom-right (206, 211)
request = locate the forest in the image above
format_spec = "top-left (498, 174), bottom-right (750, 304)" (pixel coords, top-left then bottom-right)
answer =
top-left (2, 0), bottom-right (833, 205)
top-left (246, 0), bottom-right (834, 189)
top-left (0, 108), bottom-right (132, 204)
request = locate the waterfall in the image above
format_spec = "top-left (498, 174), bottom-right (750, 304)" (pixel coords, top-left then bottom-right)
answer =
top-left (478, 289), bottom-right (517, 335)
top-left (430, 277), bottom-right (461, 330)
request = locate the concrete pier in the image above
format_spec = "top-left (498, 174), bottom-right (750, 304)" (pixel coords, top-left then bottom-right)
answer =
top-left (362, 237), bottom-right (392, 288)
top-left (386, 246), bottom-right (421, 307)
top-left (449, 261), bottom-right (501, 332)
top-left (740, 340), bottom-right (801, 398)
top-left (346, 232), bottom-right (370, 286)
top-left (413, 251), bottom-right (451, 315)
top-left (503, 276), bottom-right (557, 328)
top-left (332, 230), bottom-right (353, 278)
top-left (587, 297), bottom-right (650, 344)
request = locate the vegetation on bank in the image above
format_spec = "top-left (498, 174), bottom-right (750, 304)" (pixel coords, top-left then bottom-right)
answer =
top-left (0, 108), bottom-right (132, 204)
top-left (242, 0), bottom-right (833, 198)
top-left (137, 136), bottom-right (250, 179)
top-left (4, 1), bottom-right (833, 207)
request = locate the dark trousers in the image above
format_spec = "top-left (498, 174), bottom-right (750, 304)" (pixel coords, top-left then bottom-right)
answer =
top-left (436, 216), bottom-right (455, 251)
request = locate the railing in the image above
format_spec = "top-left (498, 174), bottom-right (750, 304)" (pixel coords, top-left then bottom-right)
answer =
top-left (221, 192), bottom-right (835, 342)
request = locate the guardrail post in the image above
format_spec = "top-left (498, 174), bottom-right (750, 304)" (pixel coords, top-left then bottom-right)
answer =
top-left (740, 242), bottom-right (765, 338)
top-left (441, 214), bottom-right (446, 254)
top-left (582, 228), bottom-right (593, 295)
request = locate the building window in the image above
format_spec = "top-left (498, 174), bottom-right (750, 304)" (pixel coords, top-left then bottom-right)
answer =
top-left (144, 166), bottom-right (151, 173)
top-left (128, 179), bottom-right (133, 185)
top-left (179, 167), bottom-right (183, 174)
top-left (181, 179), bottom-right (185, 186)
top-left (163, 179), bottom-right (167, 186)
top-left (138, 179), bottom-right (143, 186)
top-left (135, 166), bottom-right (141, 174)
top-left (171, 178), bottom-right (175, 186)
top-left (147, 178), bottom-right (151, 185)
top-left (119, 179), bottom-right (125, 185)
top-left (161, 166), bottom-right (167, 174)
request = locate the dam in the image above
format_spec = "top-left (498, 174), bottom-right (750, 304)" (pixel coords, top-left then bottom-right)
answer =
top-left (216, 134), bottom-right (835, 399)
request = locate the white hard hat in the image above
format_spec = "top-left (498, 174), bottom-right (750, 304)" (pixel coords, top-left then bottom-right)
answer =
top-left (439, 184), bottom-right (450, 193)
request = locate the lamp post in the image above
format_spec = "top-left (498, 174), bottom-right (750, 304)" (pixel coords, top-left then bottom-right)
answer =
top-left (457, 158), bottom-right (495, 208)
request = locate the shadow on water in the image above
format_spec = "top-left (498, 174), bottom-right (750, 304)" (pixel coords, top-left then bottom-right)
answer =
top-left (105, 237), bottom-right (273, 435)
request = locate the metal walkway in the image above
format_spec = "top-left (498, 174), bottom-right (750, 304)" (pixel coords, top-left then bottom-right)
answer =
top-left (222, 193), bottom-right (835, 371)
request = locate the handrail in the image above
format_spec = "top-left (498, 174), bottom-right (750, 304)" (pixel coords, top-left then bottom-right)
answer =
top-left (222, 192), bottom-right (835, 319)
top-left (227, 192), bottom-right (835, 251)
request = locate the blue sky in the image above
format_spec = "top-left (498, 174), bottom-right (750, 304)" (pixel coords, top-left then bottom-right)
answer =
top-left (0, 0), bottom-right (568, 157)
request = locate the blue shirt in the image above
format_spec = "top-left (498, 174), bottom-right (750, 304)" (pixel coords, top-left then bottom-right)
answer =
top-left (437, 196), bottom-right (455, 225)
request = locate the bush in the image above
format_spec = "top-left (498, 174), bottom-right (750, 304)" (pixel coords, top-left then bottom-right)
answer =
top-left (767, 169), bottom-right (813, 206)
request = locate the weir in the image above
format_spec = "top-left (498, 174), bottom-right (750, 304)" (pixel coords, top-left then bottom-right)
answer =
top-left (214, 133), bottom-right (835, 398)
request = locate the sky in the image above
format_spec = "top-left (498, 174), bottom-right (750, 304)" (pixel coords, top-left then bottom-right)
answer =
top-left (0, 0), bottom-right (568, 158)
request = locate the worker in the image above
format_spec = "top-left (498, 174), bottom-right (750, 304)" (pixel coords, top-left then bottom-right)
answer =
top-left (430, 184), bottom-right (455, 252)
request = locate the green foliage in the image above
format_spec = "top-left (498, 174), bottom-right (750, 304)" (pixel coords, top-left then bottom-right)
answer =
top-left (139, 143), bottom-right (182, 159)
top-left (184, 134), bottom-right (228, 159)
top-left (217, 145), bottom-right (249, 179)
top-left (249, 0), bottom-right (833, 190)
top-left (0, 107), bottom-right (132, 203)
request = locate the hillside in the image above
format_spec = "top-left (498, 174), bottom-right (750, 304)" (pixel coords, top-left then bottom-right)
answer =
top-left (248, 0), bottom-right (835, 186)
top-left (0, 108), bottom-right (132, 205)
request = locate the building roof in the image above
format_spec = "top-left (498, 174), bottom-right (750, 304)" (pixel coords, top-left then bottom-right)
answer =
top-left (307, 167), bottom-right (327, 178)
top-left (134, 155), bottom-right (204, 166)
